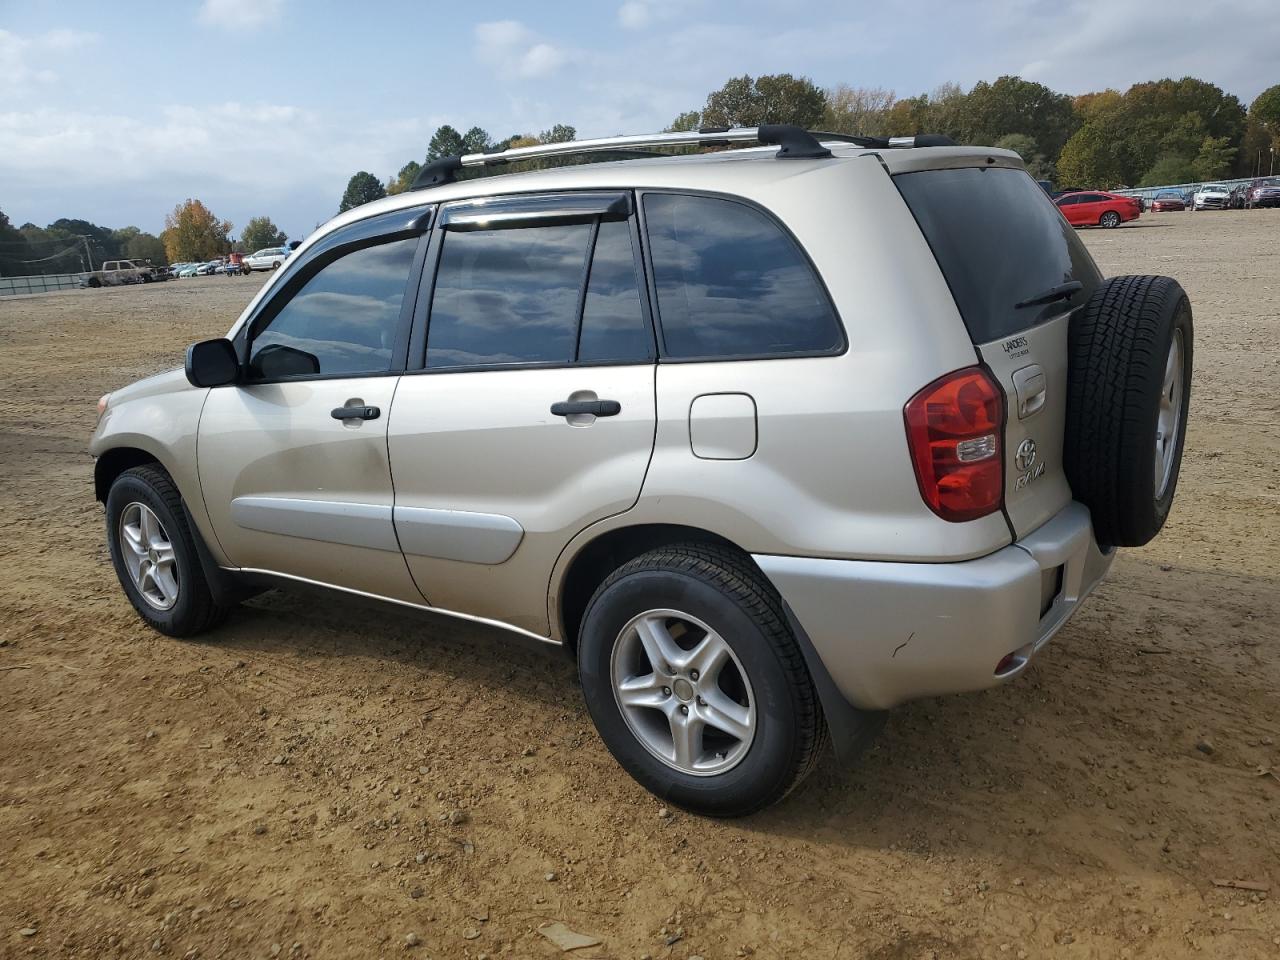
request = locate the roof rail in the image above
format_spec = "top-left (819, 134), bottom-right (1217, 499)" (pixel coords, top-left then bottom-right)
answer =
top-left (406, 125), bottom-right (959, 191)
top-left (409, 125), bottom-right (835, 191)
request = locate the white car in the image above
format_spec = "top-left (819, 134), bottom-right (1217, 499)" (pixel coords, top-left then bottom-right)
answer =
top-left (1193, 183), bottom-right (1230, 210)
top-left (244, 247), bottom-right (291, 272)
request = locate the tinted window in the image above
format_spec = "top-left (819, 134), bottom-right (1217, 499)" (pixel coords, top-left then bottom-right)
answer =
top-left (643, 194), bottom-right (841, 359)
top-left (249, 236), bottom-right (417, 378)
top-left (896, 167), bottom-right (1103, 344)
top-left (427, 223), bottom-right (589, 368)
top-left (578, 219), bottom-right (649, 362)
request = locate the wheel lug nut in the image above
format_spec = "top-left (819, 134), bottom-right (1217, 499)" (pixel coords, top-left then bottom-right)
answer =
top-left (679, 705), bottom-right (689, 715)
top-left (661, 687), bottom-right (671, 697)
top-left (696, 696), bottom-right (705, 706)
top-left (690, 670), bottom-right (699, 681)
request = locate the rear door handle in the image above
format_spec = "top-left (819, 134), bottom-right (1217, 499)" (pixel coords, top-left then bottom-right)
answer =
top-left (550, 399), bottom-right (621, 417)
top-left (331, 404), bottom-right (380, 421)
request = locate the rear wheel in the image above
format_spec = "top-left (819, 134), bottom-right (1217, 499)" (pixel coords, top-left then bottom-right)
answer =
top-left (1065, 275), bottom-right (1193, 547)
top-left (1099, 210), bottom-right (1121, 228)
top-left (578, 543), bottom-right (826, 817)
top-left (106, 465), bottom-right (229, 637)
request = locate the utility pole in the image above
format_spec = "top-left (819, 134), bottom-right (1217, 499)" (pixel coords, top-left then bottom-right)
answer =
top-left (81, 235), bottom-right (94, 273)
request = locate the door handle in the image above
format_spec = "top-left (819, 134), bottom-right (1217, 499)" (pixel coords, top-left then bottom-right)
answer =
top-left (550, 399), bottom-right (621, 417)
top-left (331, 404), bottom-right (380, 421)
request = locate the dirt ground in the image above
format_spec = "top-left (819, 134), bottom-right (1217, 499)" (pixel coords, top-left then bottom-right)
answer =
top-left (2, 210), bottom-right (1279, 960)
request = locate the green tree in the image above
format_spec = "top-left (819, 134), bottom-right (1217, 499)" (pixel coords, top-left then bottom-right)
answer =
top-left (461, 126), bottom-right (492, 153)
top-left (161, 199), bottom-right (233, 262)
top-left (123, 231), bottom-right (167, 265)
top-left (995, 133), bottom-right (1055, 181)
top-left (338, 171), bottom-right (387, 213)
top-left (1192, 135), bottom-right (1237, 180)
top-left (0, 208), bottom-right (31, 276)
top-left (1118, 78), bottom-right (1245, 181)
top-left (1254, 84), bottom-right (1280, 134)
top-left (427, 124), bottom-right (466, 161)
top-left (241, 216), bottom-right (287, 251)
top-left (1057, 122), bottom-right (1129, 188)
top-left (1138, 154), bottom-right (1198, 187)
top-left (666, 110), bottom-right (701, 132)
top-left (699, 73), bottom-right (827, 129)
top-left (538, 123), bottom-right (576, 143)
top-left (955, 76), bottom-right (1077, 158)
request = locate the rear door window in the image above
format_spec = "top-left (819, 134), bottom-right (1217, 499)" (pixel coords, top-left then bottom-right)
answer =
top-left (425, 210), bottom-right (651, 369)
top-left (896, 167), bottom-right (1103, 344)
top-left (642, 193), bottom-right (842, 360)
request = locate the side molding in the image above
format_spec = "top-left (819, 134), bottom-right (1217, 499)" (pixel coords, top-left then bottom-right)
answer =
top-left (230, 497), bottom-right (400, 551)
top-left (394, 506), bottom-right (524, 565)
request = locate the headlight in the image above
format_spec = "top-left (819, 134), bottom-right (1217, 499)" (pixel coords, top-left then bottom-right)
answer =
top-left (97, 393), bottom-right (110, 418)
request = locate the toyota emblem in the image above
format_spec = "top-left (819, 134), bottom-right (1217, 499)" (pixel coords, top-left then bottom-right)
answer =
top-left (1015, 438), bottom-right (1038, 472)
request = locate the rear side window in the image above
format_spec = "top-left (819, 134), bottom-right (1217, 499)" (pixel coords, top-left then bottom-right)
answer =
top-left (643, 194), bottom-right (842, 360)
top-left (896, 167), bottom-right (1102, 344)
top-left (578, 219), bottom-right (649, 363)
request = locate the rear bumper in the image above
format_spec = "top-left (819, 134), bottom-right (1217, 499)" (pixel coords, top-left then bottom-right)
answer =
top-left (754, 501), bottom-right (1113, 711)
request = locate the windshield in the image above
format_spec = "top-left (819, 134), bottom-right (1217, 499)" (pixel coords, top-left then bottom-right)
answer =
top-left (1157, 191), bottom-right (1181, 198)
top-left (1202, 184), bottom-right (1227, 192)
top-left (895, 166), bottom-right (1103, 344)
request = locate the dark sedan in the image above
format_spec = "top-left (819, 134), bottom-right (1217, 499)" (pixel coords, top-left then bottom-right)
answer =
top-left (1150, 190), bottom-right (1186, 212)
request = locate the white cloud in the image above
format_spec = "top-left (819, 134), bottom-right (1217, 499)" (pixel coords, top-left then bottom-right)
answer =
top-left (618, 2), bottom-right (652, 29)
top-left (197, 0), bottom-right (286, 30)
top-left (0, 28), bottom-right (97, 92)
top-left (474, 20), bottom-right (570, 78)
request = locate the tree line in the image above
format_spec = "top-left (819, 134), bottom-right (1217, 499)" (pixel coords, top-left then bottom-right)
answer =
top-left (338, 74), bottom-right (1280, 208)
top-left (0, 202), bottom-right (291, 276)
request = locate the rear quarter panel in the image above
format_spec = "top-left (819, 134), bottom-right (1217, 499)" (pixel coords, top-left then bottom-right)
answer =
top-left (597, 158), bottom-right (1015, 564)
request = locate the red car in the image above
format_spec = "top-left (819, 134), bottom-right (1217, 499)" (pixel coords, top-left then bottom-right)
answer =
top-left (1150, 191), bottom-right (1187, 212)
top-left (1054, 191), bottom-right (1141, 228)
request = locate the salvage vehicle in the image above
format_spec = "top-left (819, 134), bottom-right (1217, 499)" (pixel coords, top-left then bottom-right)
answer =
top-left (81, 259), bottom-right (152, 287)
top-left (1150, 190), bottom-right (1187, 212)
top-left (90, 127), bottom-right (1193, 816)
top-left (1193, 183), bottom-right (1231, 210)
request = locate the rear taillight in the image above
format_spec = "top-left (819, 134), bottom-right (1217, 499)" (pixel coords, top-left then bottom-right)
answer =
top-left (904, 366), bottom-right (1005, 522)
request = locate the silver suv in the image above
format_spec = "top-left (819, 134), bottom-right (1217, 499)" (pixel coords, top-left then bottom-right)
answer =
top-left (91, 126), bottom-right (1192, 816)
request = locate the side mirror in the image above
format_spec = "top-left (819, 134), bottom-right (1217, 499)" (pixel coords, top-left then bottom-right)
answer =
top-left (185, 338), bottom-right (240, 387)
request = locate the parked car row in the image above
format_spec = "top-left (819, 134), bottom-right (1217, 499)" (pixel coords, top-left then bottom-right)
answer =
top-left (169, 248), bottom-right (293, 279)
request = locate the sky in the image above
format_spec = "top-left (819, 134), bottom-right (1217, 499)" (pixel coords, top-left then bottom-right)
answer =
top-left (2, 0), bottom-right (1277, 240)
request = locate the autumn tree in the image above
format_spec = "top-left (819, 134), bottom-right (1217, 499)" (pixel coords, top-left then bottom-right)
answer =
top-left (161, 199), bottom-right (233, 262)
top-left (823, 84), bottom-right (897, 137)
top-left (338, 172), bottom-right (387, 213)
top-left (386, 161), bottom-right (422, 195)
top-left (241, 216), bottom-right (287, 251)
top-left (699, 73), bottom-right (826, 129)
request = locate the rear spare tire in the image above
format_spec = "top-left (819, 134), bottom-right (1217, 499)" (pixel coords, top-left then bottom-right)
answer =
top-left (1065, 275), bottom-right (1192, 547)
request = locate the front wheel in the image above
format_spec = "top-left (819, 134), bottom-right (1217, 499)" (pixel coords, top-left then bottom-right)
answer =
top-left (1100, 210), bottom-right (1121, 228)
top-left (578, 543), bottom-right (827, 817)
top-left (106, 465), bottom-right (229, 637)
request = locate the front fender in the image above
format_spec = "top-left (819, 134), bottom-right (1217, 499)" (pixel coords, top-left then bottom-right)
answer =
top-left (91, 370), bottom-right (226, 565)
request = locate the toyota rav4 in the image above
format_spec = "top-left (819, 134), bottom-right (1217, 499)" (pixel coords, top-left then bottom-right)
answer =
top-left (91, 126), bottom-right (1193, 816)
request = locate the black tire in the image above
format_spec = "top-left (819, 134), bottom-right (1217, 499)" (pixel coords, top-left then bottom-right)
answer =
top-left (578, 543), bottom-right (827, 817)
top-left (105, 464), bottom-right (229, 637)
top-left (1100, 210), bottom-right (1121, 228)
top-left (1065, 276), bottom-right (1193, 547)
top-left (87, 277), bottom-right (101, 288)
top-left (271, 260), bottom-right (281, 270)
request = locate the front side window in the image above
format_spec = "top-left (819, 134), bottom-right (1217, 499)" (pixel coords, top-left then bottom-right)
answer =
top-left (249, 236), bottom-right (418, 379)
top-left (425, 214), bottom-right (650, 368)
top-left (643, 193), bottom-right (841, 360)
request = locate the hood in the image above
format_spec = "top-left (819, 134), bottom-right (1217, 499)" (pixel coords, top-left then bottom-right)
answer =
top-left (104, 367), bottom-right (195, 407)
